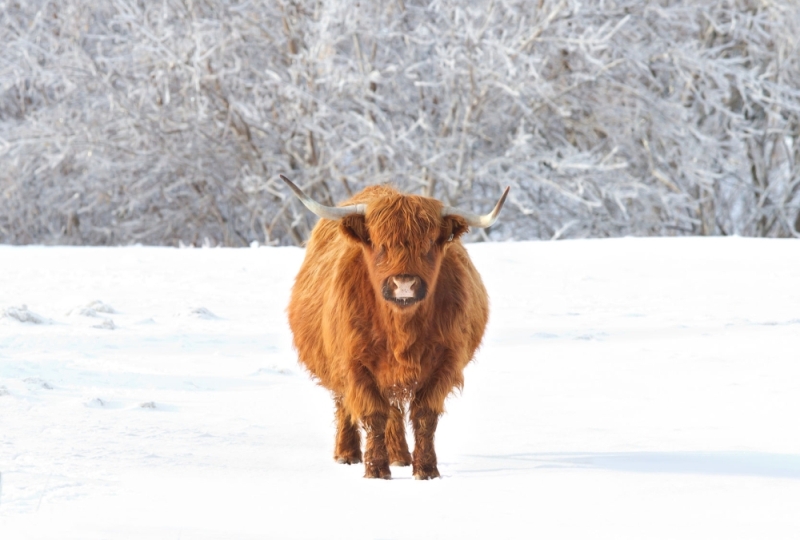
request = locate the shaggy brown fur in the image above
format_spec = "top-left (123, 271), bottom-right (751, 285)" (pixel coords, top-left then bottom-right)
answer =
top-left (287, 185), bottom-right (490, 480)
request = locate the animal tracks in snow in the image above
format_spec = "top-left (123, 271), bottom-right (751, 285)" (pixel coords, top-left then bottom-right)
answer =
top-left (252, 366), bottom-right (294, 377)
top-left (24, 377), bottom-right (54, 390)
top-left (92, 319), bottom-right (116, 330)
top-left (178, 307), bottom-right (221, 320)
top-left (67, 300), bottom-right (117, 318)
top-left (0, 301), bottom-right (120, 328)
top-left (1, 305), bottom-right (52, 324)
top-left (85, 397), bottom-right (118, 409)
top-left (2, 300), bottom-right (229, 330)
top-left (67, 300), bottom-right (118, 330)
top-left (83, 397), bottom-right (167, 411)
top-left (490, 316), bottom-right (800, 347)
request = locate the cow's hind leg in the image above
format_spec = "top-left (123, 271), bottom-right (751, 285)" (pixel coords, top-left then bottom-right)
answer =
top-left (333, 396), bottom-right (361, 464)
top-left (386, 404), bottom-right (411, 467)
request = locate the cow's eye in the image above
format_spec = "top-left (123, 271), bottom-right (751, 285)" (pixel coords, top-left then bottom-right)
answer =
top-left (425, 240), bottom-right (436, 261)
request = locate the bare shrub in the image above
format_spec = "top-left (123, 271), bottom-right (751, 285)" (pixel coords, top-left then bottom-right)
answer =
top-left (1, 0), bottom-right (798, 245)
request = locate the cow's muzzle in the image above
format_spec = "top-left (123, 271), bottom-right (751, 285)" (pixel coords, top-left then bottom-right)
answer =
top-left (382, 274), bottom-right (427, 307)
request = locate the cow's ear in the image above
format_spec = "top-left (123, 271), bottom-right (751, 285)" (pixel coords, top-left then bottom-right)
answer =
top-left (441, 215), bottom-right (468, 244)
top-left (340, 215), bottom-right (371, 245)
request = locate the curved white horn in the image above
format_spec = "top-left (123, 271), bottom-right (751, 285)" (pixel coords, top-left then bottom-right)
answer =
top-left (280, 175), bottom-right (366, 220)
top-left (441, 186), bottom-right (510, 228)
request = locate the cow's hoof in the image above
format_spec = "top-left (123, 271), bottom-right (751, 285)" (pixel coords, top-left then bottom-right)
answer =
top-left (364, 463), bottom-right (392, 479)
top-left (335, 455), bottom-right (362, 465)
top-left (412, 466), bottom-right (440, 480)
top-left (365, 471), bottom-right (392, 480)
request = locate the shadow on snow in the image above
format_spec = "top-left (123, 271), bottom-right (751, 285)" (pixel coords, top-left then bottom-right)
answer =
top-left (462, 451), bottom-right (800, 479)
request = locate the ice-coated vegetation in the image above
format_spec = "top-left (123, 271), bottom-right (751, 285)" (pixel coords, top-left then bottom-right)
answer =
top-left (2, 0), bottom-right (800, 245)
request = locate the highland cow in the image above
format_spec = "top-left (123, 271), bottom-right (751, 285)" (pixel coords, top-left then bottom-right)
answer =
top-left (282, 175), bottom-right (508, 479)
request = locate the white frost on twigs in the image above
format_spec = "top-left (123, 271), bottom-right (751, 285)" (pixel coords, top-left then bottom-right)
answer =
top-left (1, 0), bottom-right (799, 244)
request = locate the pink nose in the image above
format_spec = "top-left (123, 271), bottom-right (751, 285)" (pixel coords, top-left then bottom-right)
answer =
top-left (391, 275), bottom-right (418, 299)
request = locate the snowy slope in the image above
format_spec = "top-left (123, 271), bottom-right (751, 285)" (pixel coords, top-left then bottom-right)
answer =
top-left (1, 238), bottom-right (799, 539)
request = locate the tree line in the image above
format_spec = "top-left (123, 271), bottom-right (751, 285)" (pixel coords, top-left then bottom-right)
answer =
top-left (2, 0), bottom-right (798, 246)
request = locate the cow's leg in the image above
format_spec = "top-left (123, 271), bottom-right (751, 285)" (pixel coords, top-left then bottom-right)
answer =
top-left (344, 364), bottom-right (392, 479)
top-left (333, 396), bottom-right (362, 464)
top-left (385, 404), bottom-right (411, 467)
top-left (409, 403), bottom-right (440, 479)
top-left (362, 412), bottom-right (391, 479)
top-left (410, 360), bottom-right (464, 480)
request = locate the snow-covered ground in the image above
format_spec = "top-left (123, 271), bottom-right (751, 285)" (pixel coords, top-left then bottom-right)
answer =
top-left (1, 237), bottom-right (799, 539)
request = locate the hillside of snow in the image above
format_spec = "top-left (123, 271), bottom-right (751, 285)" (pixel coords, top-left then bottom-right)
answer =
top-left (1, 237), bottom-right (800, 539)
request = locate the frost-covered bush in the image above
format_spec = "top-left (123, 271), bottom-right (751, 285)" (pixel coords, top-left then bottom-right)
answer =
top-left (1, 0), bottom-right (799, 245)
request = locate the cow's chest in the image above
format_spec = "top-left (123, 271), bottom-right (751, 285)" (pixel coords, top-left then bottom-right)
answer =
top-left (369, 340), bottom-right (443, 400)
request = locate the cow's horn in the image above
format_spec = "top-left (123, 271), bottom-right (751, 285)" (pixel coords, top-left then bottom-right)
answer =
top-left (441, 186), bottom-right (510, 228)
top-left (280, 175), bottom-right (366, 220)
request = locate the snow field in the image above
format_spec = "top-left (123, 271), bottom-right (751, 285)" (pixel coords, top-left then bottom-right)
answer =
top-left (1, 237), bottom-right (799, 539)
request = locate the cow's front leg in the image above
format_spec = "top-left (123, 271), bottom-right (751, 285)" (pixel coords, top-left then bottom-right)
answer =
top-left (409, 403), bottom-right (440, 479)
top-left (346, 364), bottom-right (392, 479)
top-left (410, 357), bottom-right (465, 480)
top-left (386, 403), bottom-right (411, 466)
top-left (362, 413), bottom-right (391, 479)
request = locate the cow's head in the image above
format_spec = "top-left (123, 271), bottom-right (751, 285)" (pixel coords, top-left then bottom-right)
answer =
top-left (281, 176), bottom-right (509, 311)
